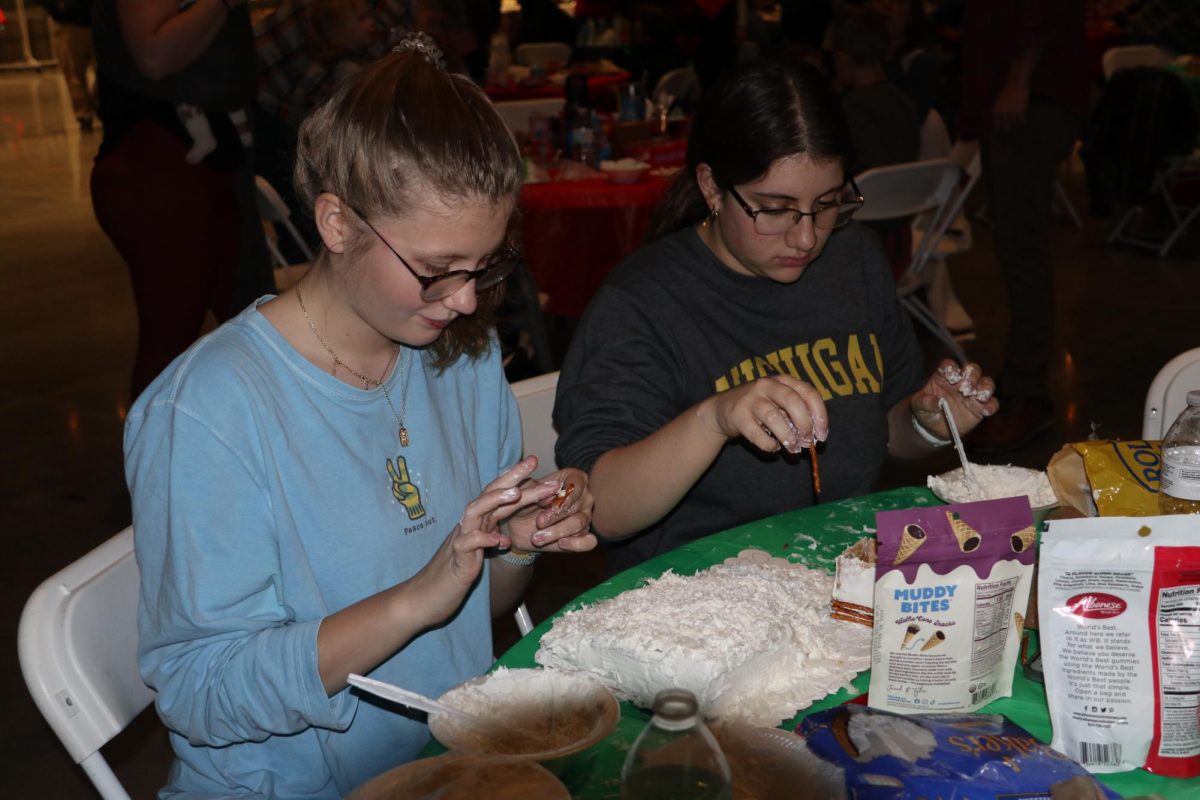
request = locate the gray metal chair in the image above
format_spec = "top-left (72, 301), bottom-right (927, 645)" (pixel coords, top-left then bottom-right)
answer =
top-left (854, 158), bottom-right (971, 363)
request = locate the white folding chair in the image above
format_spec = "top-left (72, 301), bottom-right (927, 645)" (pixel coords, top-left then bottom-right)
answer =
top-left (1101, 44), bottom-right (1172, 81)
top-left (1098, 47), bottom-right (1198, 257)
top-left (18, 527), bottom-right (155, 800)
top-left (1106, 153), bottom-right (1200, 257)
top-left (514, 42), bottom-right (572, 69)
top-left (255, 175), bottom-right (313, 290)
top-left (509, 371), bottom-right (561, 636)
top-left (492, 97), bottom-right (564, 135)
top-left (1143, 347), bottom-right (1200, 439)
top-left (956, 137), bottom-right (1082, 230)
top-left (918, 109), bottom-right (952, 161)
top-left (920, 134), bottom-right (980, 256)
top-left (854, 158), bottom-right (970, 363)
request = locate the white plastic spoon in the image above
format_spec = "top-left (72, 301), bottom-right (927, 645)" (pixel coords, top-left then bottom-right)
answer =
top-left (938, 396), bottom-right (983, 498)
top-left (348, 674), bottom-right (498, 731)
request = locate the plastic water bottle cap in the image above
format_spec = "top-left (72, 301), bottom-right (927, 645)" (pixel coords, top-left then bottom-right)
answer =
top-left (1188, 390), bottom-right (1200, 407)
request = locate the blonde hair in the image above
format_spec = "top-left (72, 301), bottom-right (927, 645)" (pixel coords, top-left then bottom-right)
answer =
top-left (294, 50), bottom-right (524, 366)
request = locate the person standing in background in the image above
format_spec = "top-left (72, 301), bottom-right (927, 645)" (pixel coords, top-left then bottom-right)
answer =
top-left (91, 0), bottom-right (274, 398)
top-left (830, 6), bottom-right (919, 176)
top-left (958, 0), bottom-right (1088, 454)
top-left (873, 0), bottom-right (940, 123)
top-left (35, 0), bottom-right (96, 131)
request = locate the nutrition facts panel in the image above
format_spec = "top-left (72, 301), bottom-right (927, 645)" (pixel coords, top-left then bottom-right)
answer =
top-left (971, 576), bottom-right (1019, 681)
top-left (1155, 583), bottom-right (1200, 758)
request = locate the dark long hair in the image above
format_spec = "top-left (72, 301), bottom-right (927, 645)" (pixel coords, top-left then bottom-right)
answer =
top-left (648, 60), bottom-right (851, 240)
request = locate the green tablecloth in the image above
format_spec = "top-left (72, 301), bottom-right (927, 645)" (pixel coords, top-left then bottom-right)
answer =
top-left (478, 487), bottom-right (1198, 799)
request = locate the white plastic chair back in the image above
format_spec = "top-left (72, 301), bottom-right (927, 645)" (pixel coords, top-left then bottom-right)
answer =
top-left (651, 66), bottom-right (699, 108)
top-left (514, 42), bottom-right (572, 69)
top-left (18, 527), bottom-right (154, 800)
top-left (255, 175), bottom-right (313, 289)
top-left (854, 158), bottom-right (961, 229)
top-left (1143, 348), bottom-right (1200, 439)
top-left (512, 371), bottom-right (560, 480)
top-left (509, 371), bottom-right (561, 636)
top-left (492, 97), bottom-right (565, 134)
top-left (1102, 44), bottom-right (1172, 80)
top-left (918, 109), bottom-right (952, 160)
top-left (854, 158), bottom-right (969, 362)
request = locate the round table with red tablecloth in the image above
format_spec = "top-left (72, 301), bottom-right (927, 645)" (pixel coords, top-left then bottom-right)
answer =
top-left (519, 173), bottom-right (671, 317)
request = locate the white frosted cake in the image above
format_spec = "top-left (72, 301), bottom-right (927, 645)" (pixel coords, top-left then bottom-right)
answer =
top-left (831, 538), bottom-right (876, 627)
top-left (535, 558), bottom-right (870, 727)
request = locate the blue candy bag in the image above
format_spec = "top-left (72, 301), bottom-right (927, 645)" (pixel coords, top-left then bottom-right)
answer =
top-left (799, 705), bottom-right (1121, 799)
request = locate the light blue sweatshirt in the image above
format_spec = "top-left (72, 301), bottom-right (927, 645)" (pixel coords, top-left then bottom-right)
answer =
top-left (125, 299), bottom-right (521, 798)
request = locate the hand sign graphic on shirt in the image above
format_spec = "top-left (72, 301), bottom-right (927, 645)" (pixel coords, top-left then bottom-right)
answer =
top-left (387, 456), bottom-right (426, 520)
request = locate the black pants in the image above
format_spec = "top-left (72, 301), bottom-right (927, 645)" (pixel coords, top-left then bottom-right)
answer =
top-left (981, 99), bottom-right (1078, 400)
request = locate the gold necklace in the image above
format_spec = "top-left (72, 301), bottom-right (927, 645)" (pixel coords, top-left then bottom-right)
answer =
top-left (295, 283), bottom-right (411, 447)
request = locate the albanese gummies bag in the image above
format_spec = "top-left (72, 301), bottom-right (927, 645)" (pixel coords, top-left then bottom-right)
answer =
top-left (1039, 515), bottom-right (1200, 778)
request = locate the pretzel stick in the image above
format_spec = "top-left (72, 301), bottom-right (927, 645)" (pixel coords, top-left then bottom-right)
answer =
top-left (811, 447), bottom-right (821, 496)
top-left (551, 481), bottom-right (576, 510)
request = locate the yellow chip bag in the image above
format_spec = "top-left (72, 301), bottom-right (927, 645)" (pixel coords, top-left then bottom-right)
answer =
top-left (1046, 440), bottom-right (1161, 517)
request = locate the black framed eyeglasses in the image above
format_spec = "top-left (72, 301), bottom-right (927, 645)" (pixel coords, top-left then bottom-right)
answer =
top-left (726, 180), bottom-right (864, 235)
top-left (350, 206), bottom-right (519, 301)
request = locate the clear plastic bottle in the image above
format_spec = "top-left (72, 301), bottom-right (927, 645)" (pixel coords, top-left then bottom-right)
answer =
top-left (571, 125), bottom-right (597, 167)
top-left (1159, 390), bottom-right (1200, 515)
top-left (621, 689), bottom-right (732, 800)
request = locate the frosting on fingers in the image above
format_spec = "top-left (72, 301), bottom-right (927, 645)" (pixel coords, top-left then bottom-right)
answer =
top-left (938, 363), bottom-right (963, 384)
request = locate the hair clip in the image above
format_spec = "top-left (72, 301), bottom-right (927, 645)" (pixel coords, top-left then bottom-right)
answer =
top-left (392, 31), bottom-right (446, 71)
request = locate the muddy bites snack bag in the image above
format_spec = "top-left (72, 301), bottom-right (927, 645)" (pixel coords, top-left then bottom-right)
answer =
top-left (1039, 515), bottom-right (1200, 777)
top-left (869, 497), bottom-right (1036, 714)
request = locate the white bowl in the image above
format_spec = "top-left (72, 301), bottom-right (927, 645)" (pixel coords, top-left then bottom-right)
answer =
top-left (599, 159), bottom-right (650, 184)
top-left (928, 464), bottom-right (1059, 512)
top-left (429, 668), bottom-right (619, 761)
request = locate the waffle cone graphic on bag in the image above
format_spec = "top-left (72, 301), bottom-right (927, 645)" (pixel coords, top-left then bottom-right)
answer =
top-left (1010, 525), bottom-right (1036, 553)
top-left (893, 524), bottom-right (927, 564)
top-left (1014, 612), bottom-right (1025, 638)
top-left (946, 511), bottom-right (982, 552)
top-left (902, 623), bottom-right (920, 647)
top-left (921, 630), bottom-right (946, 652)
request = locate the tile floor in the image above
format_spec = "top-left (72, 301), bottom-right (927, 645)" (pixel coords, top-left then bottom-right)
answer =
top-left (2, 70), bottom-right (1198, 797)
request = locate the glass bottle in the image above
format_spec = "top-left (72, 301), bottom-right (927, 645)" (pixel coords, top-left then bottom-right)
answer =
top-left (621, 689), bottom-right (732, 800)
top-left (1159, 390), bottom-right (1200, 514)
